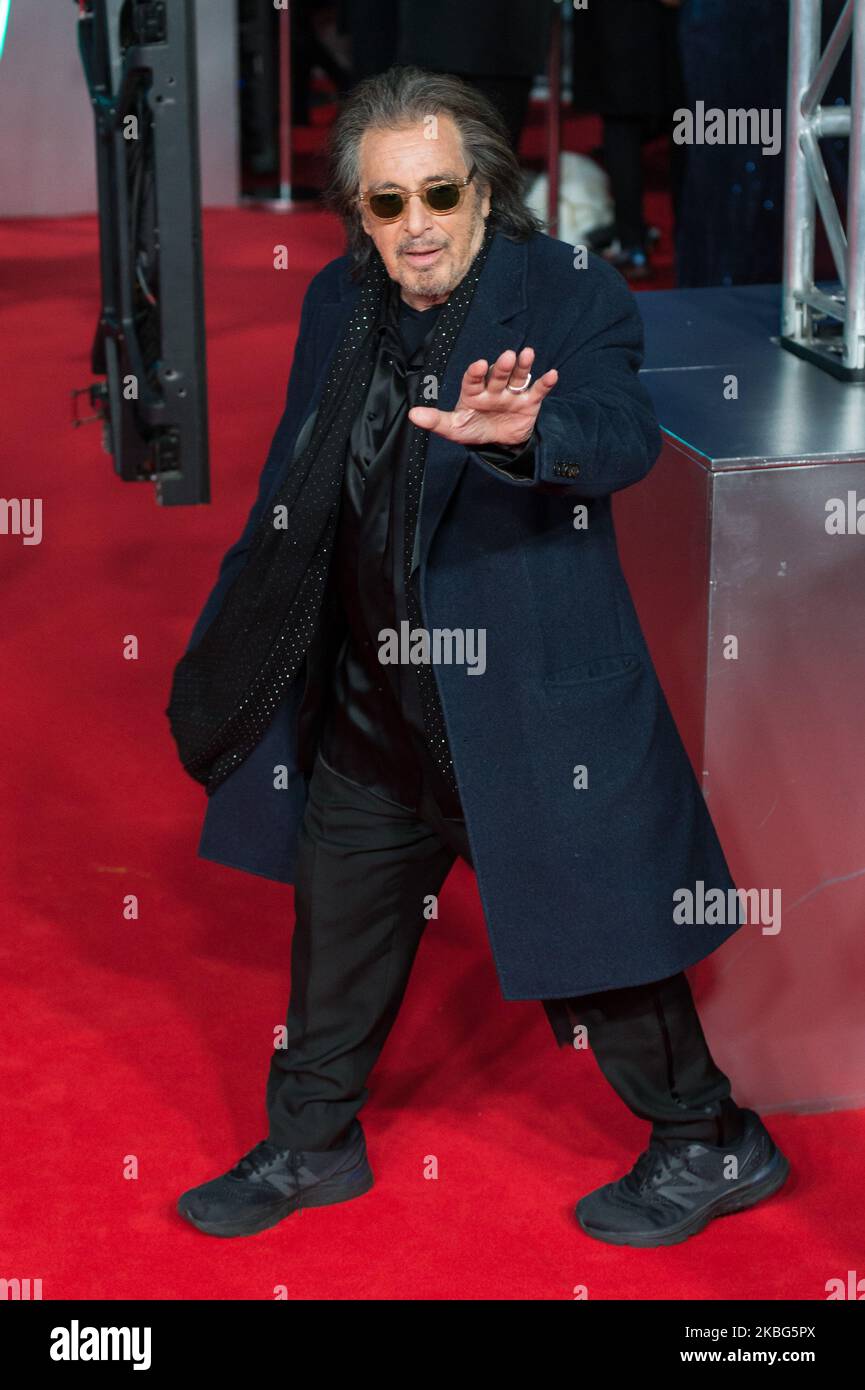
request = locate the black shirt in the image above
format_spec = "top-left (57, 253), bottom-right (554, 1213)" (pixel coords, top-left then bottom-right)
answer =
top-left (316, 275), bottom-right (535, 816)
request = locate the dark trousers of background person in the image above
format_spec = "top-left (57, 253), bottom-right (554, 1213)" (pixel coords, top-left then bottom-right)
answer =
top-left (458, 75), bottom-right (532, 152)
top-left (266, 751), bottom-right (745, 1154)
top-left (571, 0), bottom-right (684, 253)
top-left (603, 114), bottom-right (687, 249)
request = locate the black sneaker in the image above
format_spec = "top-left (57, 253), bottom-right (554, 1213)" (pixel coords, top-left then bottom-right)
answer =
top-left (575, 1108), bottom-right (790, 1247)
top-left (177, 1118), bottom-right (374, 1238)
top-left (584, 222), bottom-right (616, 253)
top-left (600, 239), bottom-right (653, 281)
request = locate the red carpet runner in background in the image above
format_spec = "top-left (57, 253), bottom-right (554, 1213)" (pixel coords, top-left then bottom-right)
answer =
top-left (0, 132), bottom-right (860, 1298)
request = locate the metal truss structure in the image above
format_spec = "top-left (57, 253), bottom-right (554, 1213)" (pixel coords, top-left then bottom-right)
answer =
top-left (782, 0), bottom-right (865, 380)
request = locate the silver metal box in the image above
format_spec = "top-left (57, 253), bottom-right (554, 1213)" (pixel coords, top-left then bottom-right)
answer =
top-left (614, 283), bottom-right (865, 1114)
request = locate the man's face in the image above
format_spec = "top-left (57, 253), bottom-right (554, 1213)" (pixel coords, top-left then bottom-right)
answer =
top-left (357, 116), bottom-right (491, 310)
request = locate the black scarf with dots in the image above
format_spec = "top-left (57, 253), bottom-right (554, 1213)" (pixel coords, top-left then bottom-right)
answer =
top-left (167, 222), bottom-right (495, 796)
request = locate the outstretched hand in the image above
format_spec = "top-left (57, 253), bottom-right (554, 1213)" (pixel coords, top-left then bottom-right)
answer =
top-left (408, 347), bottom-right (558, 449)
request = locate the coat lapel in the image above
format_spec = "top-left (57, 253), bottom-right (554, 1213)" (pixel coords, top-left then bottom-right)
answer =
top-left (414, 233), bottom-right (529, 573)
top-left (321, 230), bottom-right (530, 576)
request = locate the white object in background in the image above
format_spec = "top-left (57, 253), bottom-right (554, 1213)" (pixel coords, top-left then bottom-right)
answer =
top-left (525, 151), bottom-right (613, 245)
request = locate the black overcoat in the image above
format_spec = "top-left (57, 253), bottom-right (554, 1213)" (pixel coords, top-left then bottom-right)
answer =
top-left (178, 230), bottom-right (743, 1001)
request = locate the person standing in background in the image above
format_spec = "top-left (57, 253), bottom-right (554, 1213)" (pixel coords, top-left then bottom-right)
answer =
top-left (342, 0), bottom-right (553, 152)
top-left (573, 0), bottom-right (684, 280)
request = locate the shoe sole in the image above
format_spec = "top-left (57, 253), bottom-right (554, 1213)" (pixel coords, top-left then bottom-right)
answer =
top-left (178, 1161), bottom-right (375, 1239)
top-left (575, 1144), bottom-right (790, 1249)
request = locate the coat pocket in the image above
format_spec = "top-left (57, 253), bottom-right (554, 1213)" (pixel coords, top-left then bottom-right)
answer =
top-left (543, 652), bottom-right (641, 689)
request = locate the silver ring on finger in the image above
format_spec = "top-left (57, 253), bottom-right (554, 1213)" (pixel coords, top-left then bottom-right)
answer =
top-left (506, 372), bottom-right (532, 394)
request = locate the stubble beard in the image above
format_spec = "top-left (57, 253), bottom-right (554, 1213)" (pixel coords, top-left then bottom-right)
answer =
top-left (399, 208), bottom-right (486, 304)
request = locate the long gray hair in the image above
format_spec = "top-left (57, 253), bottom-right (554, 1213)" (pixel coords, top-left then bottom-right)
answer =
top-left (323, 65), bottom-right (544, 278)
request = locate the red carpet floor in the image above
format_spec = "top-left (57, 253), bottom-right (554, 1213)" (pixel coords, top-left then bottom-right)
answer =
top-left (0, 200), bottom-right (861, 1301)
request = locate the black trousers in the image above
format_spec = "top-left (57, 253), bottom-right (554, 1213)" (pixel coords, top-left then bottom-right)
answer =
top-left (602, 115), bottom-right (687, 249)
top-left (266, 753), bottom-right (745, 1153)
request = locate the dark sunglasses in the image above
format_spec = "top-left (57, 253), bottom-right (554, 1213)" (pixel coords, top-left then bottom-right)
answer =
top-left (358, 164), bottom-right (477, 223)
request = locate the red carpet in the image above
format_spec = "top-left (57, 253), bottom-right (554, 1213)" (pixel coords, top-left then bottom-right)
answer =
top-left (0, 190), bottom-right (859, 1299)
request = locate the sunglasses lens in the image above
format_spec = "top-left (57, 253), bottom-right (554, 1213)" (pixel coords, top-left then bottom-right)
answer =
top-left (369, 192), bottom-right (404, 220)
top-left (366, 176), bottom-right (467, 220)
top-left (425, 182), bottom-right (461, 212)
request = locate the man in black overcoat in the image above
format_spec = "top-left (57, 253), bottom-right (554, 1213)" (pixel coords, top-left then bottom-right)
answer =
top-left (171, 66), bottom-right (789, 1248)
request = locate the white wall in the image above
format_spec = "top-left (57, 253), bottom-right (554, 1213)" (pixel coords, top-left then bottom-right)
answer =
top-left (0, 0), bottom-right (238, 217)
